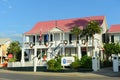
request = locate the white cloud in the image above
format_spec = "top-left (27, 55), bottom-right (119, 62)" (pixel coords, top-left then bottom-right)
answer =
top-left (11, 33), bottom-right (22, 38)
top-left (0, 32), bottom-right (23, 42)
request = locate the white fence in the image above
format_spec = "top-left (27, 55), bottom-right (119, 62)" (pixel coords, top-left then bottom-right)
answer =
top-left (7, 61), bottom-right (47, 67)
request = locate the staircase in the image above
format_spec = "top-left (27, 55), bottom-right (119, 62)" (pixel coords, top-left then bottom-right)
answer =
top-left (47, 42), bottom-right (63, 59)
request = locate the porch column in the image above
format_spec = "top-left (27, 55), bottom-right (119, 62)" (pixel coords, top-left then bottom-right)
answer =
top-left (78, 44), bottom-right (82, 60)
top-left (101, 49), bottom-right (104, 60)
top-left (21, 48), bottom-right (25, 66)
top-left (34, 48), bottom-right (37, 72)
top-left (62, 33), bottom-right (65, 56)
top-left (60, 33), bottom-right (62, 41)
top-left (40, 49), bottom-right (42, 61)
top-left (52, 33), bottom-right (54, 41)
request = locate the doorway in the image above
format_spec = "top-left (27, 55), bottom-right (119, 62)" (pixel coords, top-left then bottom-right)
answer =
top-left (81, 47), bottom-right (87, 57)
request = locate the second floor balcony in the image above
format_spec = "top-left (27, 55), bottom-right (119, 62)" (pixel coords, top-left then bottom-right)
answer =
top-left (22, 32), bottom-right (102, 49)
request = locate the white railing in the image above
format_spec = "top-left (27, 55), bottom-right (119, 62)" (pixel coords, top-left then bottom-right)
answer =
top-left (7, 61), bottom-right (47, 67)
top-left (7, 62), bottom-right (22, 67)
top-left (23, 39), bottom-right (94, 48)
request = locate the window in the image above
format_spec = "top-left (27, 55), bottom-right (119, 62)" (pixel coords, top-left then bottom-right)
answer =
top-left (111, 35), bottom-right (114, 43)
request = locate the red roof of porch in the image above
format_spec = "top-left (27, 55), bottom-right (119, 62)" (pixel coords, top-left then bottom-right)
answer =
top-left (108, 24), bottom-right (120, 33)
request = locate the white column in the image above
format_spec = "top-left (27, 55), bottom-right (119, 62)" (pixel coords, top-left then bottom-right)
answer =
top-left (53, 33), bottom-right (54, 41)
top-left (21, 48), bottom-right (25, 63)
top-left (62, 33), bottom-right (65, 56)
top-left (92, 56), bottom-right (100, 71)
top-left (47, 49), bottom-right (50, 61)
top-left (21, 48), bottom-right (25, 66)
top-left (60, 33), bottom-right (62, 42)
top-left (78, 44), bottom-right (82, 60)
top-left (34, 48), bottom-right (37, 72)
top-left (40, 49), bottom-right (43, 60)
top-left (113, 54), bottom-right (119, 72)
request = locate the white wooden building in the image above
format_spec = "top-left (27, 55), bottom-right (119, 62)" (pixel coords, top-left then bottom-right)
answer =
top-left (8, 16), bottom-right (108, 68)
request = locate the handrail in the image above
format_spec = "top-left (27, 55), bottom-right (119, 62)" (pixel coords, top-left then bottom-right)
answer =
top-left (54, 43), bottom-right (63, 51)
top-left (50, 42), bottom-right (63, 57)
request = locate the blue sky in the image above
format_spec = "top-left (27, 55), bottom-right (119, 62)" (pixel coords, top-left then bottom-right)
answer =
top-left (0, 0), bottom-right (120, 42)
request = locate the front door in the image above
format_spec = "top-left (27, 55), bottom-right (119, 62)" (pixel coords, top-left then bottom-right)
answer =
top-left (81, 47), bottom-right (87, 57)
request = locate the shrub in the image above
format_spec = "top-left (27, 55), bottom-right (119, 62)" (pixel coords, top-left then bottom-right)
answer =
top-left (47, 58), bottom-right (62, 71)
top-left (54, 61), bottom-right (61, 71)
top-left (101, 60), bottom-right (112, 67)
top-left (73, 56), bottom-right (79, 61)
top-left (8, 58), bottom-right (17, 62)
top-left (70, 61), bottom-right (80, 69)
top-left (80, 55), bottom-right (92, 68)
top-left (47, 59), bottom-right (56, 70)
top-left (55, 56), bottom-right (62, 63)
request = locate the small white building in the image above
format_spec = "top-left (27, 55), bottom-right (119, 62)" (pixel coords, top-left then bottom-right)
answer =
top-left (108, 24), bottom-right (120, 43)
top-left (20, 16), bottom-right (108, 64)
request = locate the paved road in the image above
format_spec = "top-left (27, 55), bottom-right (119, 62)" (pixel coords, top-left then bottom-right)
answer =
top-left (0, 67), bottom-right (120, 80)
top-left (0, 72), bottom-right (119, 80)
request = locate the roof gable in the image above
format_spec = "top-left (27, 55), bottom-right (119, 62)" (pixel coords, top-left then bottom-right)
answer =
top-left (49, 27), bottom-right (63, 33)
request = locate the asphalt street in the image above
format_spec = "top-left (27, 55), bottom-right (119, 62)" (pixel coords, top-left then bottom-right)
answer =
top-left (0, 67), bottom-right (120, 80)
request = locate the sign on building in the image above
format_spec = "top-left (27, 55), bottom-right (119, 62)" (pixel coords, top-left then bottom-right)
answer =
top-left (61, 57), bottom-right (75, 66)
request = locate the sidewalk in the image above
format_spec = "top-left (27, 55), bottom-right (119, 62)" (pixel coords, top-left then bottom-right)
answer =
top-left (0, 67), bottom-right (120, 78)
top-left (92, 67), bottom-right (120, 77)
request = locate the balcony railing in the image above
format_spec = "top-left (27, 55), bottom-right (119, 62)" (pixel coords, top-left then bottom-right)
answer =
top-left (23, 39), bottom-right (94, 48)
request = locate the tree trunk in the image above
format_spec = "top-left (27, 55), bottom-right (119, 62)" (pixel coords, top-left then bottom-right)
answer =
top-left (76, 35), bottom-right (78, 60)
top-left (86, 42), bottom-right (88, 56)
top-left (92, 36), bottom-right (94, 56)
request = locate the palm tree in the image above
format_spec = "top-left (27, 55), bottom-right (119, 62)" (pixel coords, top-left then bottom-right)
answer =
top-left (84, 20), bottom-right (101, 56)
top-left (71, 26), bottom-right (82, 59)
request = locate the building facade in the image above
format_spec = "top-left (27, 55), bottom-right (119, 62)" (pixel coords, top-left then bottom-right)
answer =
top-left (0, 38), bottom-right (11, 67)
top-left (20, 16), bottom-right (108, 65)
top-left (108, 24), bottom-right (120, 43)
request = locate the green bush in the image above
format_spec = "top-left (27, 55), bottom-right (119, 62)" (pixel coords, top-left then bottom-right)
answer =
top-left (101, 60), bottom-right (112, 67)
top-left (80, 55), bottom-right (92, 68)
top-left (47, 58), bottom-right (61, 71)
top-left (55, 56), bottom-right (62, 63)
top-left (70, 61), bottom-right (80, 69)
top-left (47, 59), bottom-right (56, 70)
top-left (8, 58), bottom-right (17, 62)
top-left (54, 61), bottom-right (61, 71)
top-left (73, 56), bottom-right (79, 61)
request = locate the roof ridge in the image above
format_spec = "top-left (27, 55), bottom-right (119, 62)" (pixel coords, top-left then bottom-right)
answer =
top-left (36, 15), bottom-right (105, 23)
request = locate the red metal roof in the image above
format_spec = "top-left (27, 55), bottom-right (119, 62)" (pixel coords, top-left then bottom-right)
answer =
top-left (108, 24), bottom-right (120, 33)
top-left (24, 16), bottom-right (104, 35)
